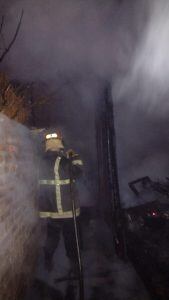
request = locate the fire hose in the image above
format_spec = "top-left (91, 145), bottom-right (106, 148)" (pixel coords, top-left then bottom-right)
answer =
top-left (68, 152), bottom-right (84, 300)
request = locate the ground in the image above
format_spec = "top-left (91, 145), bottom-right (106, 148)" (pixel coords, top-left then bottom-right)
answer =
top-left (24, 215), bottom-right (151, 300)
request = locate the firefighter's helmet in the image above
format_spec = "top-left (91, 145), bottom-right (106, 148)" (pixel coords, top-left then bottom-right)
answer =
top-left (45, 129), bottom-right (64, 152)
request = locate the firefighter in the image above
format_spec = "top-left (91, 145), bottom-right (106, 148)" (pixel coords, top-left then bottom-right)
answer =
top-left (38, 130), bottom-right (83, 274)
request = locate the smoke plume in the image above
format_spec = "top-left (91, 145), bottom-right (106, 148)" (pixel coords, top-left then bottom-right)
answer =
top-left (114, 0), bottom-right (169, 205)
top-left (1, 0), bottom-right (169, 206)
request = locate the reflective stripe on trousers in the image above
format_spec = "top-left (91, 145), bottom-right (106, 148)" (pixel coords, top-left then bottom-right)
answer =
top-left (39, 208), bottom-right (80, 219)
top-left (39, 179), bottom-right (72, 185)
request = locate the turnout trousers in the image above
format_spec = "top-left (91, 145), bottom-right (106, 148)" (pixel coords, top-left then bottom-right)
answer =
top-left (44, 217), bottom-right (81, 267)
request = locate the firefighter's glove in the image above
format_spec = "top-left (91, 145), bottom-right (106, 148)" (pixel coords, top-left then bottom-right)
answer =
top-left (66, 149), bottom-right (77, 158)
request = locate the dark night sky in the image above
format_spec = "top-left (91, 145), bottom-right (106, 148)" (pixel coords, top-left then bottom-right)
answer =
top-left (1, 0), bottom-right (169, 207)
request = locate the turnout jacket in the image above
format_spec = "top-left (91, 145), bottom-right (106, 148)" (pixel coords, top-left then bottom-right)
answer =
top-left (39, 151), bottom-right (83, 219)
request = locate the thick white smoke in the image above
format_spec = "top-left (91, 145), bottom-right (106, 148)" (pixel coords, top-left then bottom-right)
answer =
top-left (136, 0), bottom-right (169, 90)
top-left (1, 0), bottom-right (169, 208)
top-left (112, 0), bottom-right (169, 206)
top-left (0, 113), bottom-right (38, 298)
top-left (116, 0), bottom-right (169, 114)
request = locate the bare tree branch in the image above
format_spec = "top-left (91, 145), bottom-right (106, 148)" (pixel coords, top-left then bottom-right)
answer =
top-left (0, 16), bottom-right (4, 35)
top-left (1, 33), bottom-right (6, 50)
top-left (0, 9), bottom-right (24, 63)
top-left (0, 16), bottom-right (5, 49)
top-left (0, 73), bottom-right (30, 123)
